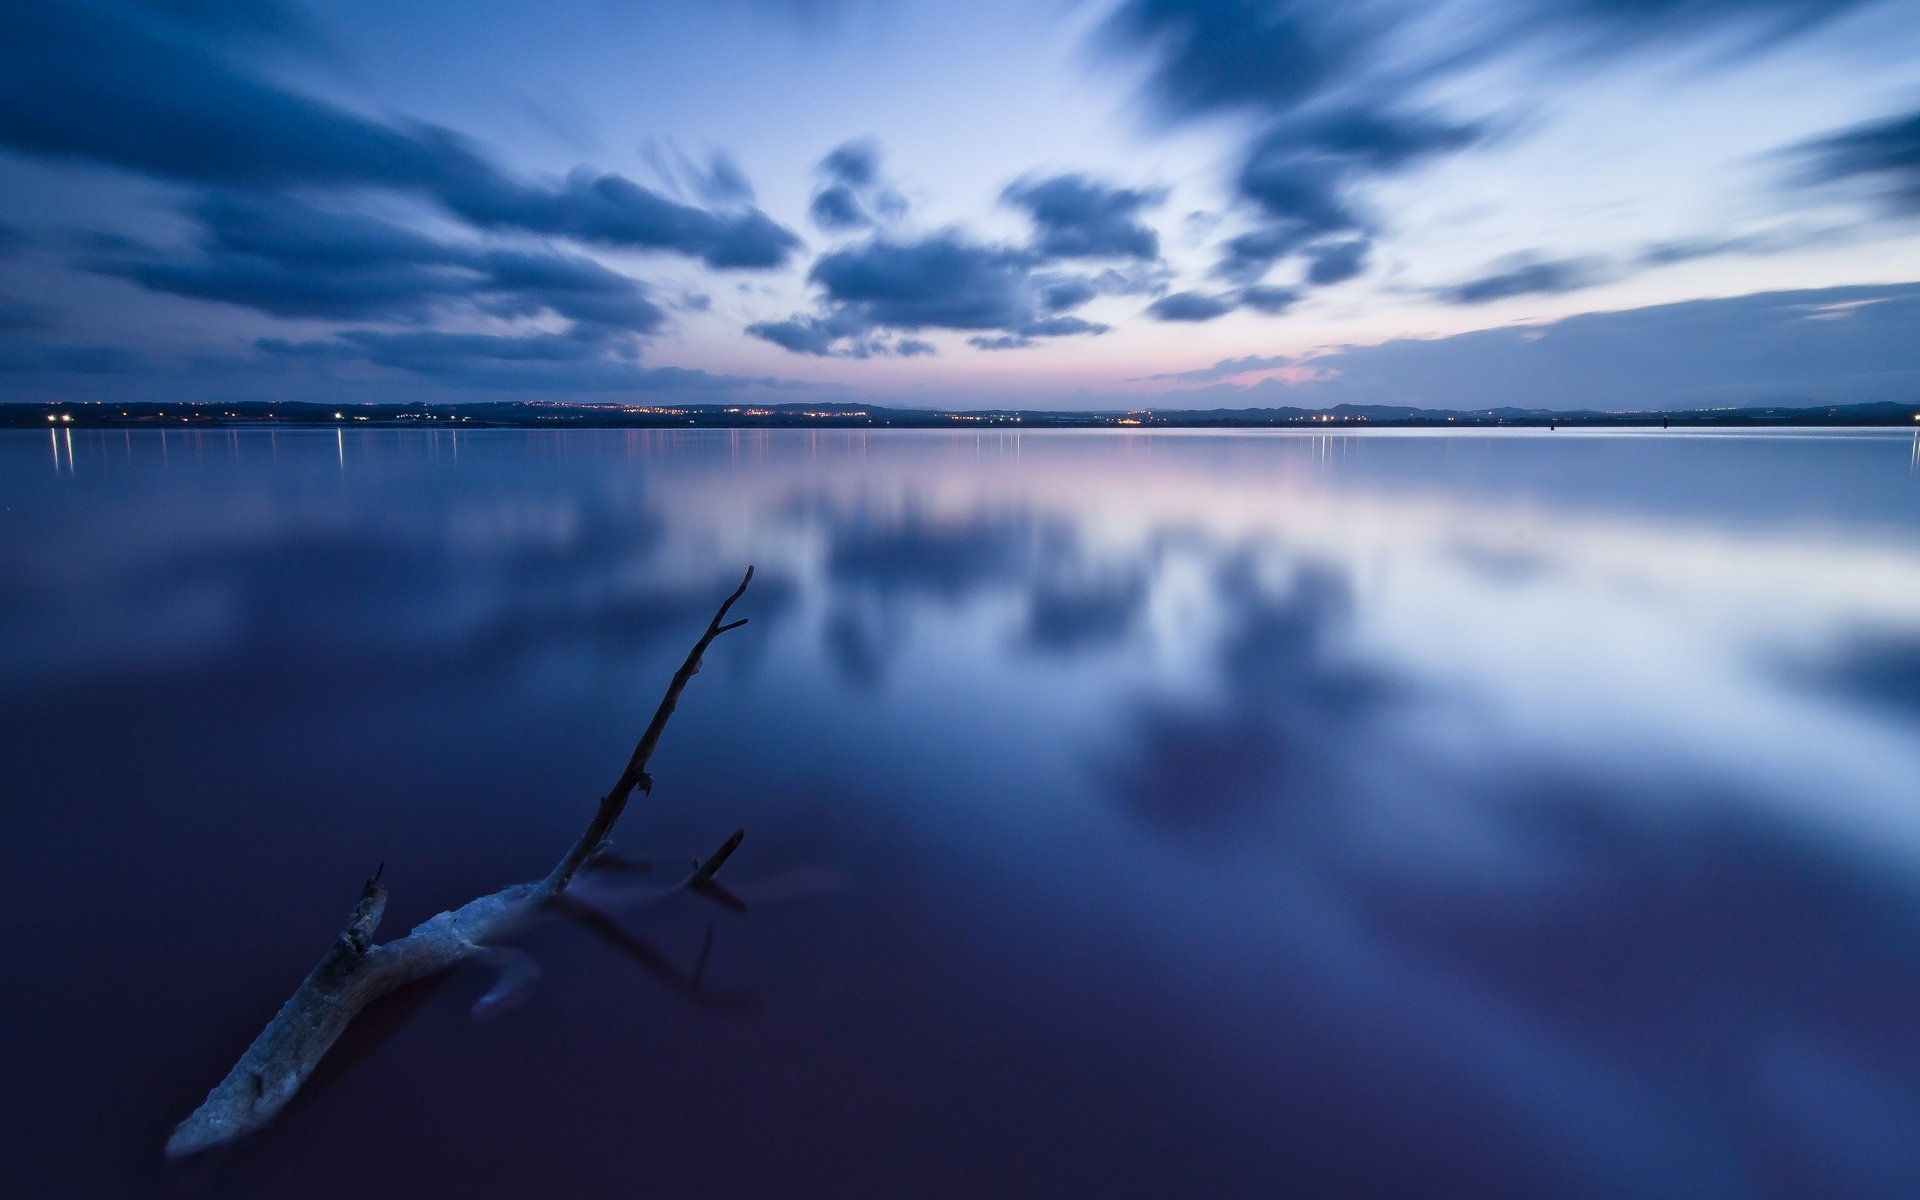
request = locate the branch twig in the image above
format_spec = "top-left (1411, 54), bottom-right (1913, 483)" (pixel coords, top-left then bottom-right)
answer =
top-left (165, 567), bottom-right (756, 1160)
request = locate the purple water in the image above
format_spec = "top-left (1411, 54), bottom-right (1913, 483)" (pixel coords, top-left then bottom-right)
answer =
top-left (4, 426), bottom-right (1919, 1198)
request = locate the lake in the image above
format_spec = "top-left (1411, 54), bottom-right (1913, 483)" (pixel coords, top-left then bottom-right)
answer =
top-left (4, 425), bottom-right (1919, 1198)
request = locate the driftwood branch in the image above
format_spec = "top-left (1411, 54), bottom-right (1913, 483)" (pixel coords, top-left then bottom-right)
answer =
top-left (165, 567), bottom-right (756, 1160)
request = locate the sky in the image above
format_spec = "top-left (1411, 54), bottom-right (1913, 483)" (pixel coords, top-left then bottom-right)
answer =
top-left (1, 0), bottom-right (1918, 411)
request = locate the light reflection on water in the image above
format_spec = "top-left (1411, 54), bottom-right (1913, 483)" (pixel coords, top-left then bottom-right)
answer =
top-left (2, 427), bottom-right (1918, 1199)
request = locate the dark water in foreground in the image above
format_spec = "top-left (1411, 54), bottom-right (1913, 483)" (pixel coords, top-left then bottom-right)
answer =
top-left (3, 426), bottom-right (1919, 1198)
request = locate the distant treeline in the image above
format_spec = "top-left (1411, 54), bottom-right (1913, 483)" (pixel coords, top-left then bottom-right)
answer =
top-left (5, 399), bottom-right (1917, 430)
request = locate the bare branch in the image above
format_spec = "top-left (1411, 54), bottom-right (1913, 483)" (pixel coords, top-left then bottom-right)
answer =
top-left (544, 565), bottom-right (755, 895)
top-left (165, 567), bottom-right (758, 1160)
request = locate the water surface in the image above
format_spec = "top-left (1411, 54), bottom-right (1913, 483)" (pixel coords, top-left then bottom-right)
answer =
top-left (4, 426), bottom-right (1919, 1198)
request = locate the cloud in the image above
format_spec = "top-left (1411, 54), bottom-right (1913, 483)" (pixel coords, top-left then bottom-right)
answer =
top-left (1235, 109), bottom-right (1485, 230)
top-left (808, 137), bottom-right (907, 232)
top-left (1155, 282), bottom-right (1920, 408)
top-left (1239, 284), bottom-right (1302, 314)
top-left (477, 249), bottom-right (666, 331)
top-left (1094, 0), bottom-right (1876, 308)
top-left (1041, 276), bottom-right (1099, 311)
top-left (1146, 290), bottom-right (1235, 322)
top-left (809, 186), bottom-right (871, 233)
top-left (1217, 108), bottom-right (1485, 286)
top-left (432, 163), bottom-right (800, 269)
top-left (746, 309), bottom-right (914, 358)
top-left (750, 230), bottom-right (1113, 355)
top-left (968, 334), bottom-right (1036, 351)
top-left (1214, 223), bottom-right (1316, 285)
top-left (97, 193), bottom-right (668, 333)
top-left (1790, 106), bottom-right (1920, 215)
top-left (1636, 228), bottom-right (1830, 265)
top-left (1002, 173), bottom-right (1165, 260)
top-left (822, 138), bottom-right (882, 187)
top-left (1434, 255), bottom-right (1611, 304)
top-left (1304, 238), bottom-right (1369, 286)
top-left (0, 3), bottom-right (800, 269)
top-left (1145, 352), bottom-right (1297, 383)
top-left (1097, 0), bottom-right (1383, 123)
top-left (640, 140), bottom-right (757, 206)
top-left (1094, 2), bottom-right (1485, 295)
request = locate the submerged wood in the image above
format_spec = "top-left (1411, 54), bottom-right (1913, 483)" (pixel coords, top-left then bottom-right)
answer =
top-left (165, 567), bottom-right (756, 1160)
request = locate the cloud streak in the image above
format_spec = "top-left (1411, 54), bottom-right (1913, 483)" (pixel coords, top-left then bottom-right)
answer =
top-left (0, 3), bottom-right (801, 270)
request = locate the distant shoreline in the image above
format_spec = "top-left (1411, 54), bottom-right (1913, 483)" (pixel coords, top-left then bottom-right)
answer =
top-left (5, 399), bottom-right (1917, 430)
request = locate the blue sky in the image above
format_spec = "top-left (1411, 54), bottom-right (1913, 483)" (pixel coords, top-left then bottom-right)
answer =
top-left (1, 0), bottom-right (1917, 410)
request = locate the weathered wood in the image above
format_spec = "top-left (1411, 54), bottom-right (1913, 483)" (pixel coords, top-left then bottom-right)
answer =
top-left (165, 567), bottom-right (756, 1160)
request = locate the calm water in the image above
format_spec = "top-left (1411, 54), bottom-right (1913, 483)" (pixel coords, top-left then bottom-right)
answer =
top-left (4, 426), bottom-right (1919, 1198)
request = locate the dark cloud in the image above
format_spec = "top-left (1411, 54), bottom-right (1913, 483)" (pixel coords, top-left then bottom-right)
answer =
top-left (746, 310), bottom-right (869, 356)
top-left (747, 308), bottom-right (934, 358)
top-left (477, 249), bottom-right (666, 332)
top-left (1214, 223), bottom-right (1317, 284)
top-left (821, 138), bottom-right (882, 188)
top-left (1183, 107), bottom-right (1484, 299)
top-left (1146, 291), bottom-right (1234, 322)
top-left (98, 193), bottom-right (667, 333)
top-left (808, 137), bottom-right (907, 232)
top-left (0, 3), bottom-right (799, 270)
top-left (1097, 0), bottom-right (1382, 123)
top-left (1092, 3), bottom-right (1483, 294)
top-left (1094, 0), bottom-right (1870, 306)
top-left (810, 186), bottom-right (872, 233)
top-left (1435, 255), bottom-right (1610, 304)
top-left (1236, 109), bottom-right (1484, 229)
top-left (433, 164), bottom-right (800, 269)
top-left (1220, 109), bottom-right (1484, 284)
top-left (1238, 284), bottom-right (1302, 314)
top-left (1304, 238), bottom-right (1369, 285)
top-left (1040, 277), bottom-right (1100, 312)
top-left (1002, 173), bottom-right (1165, 260)
top-left (968, 334), bottom-right (1036, 351)
top-left (751, 230), bottom-right (1112, 356)
top-left (1791, 106), bottom-right (1920, 215)
top-left (99, 193), bottom-right (474, 320)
